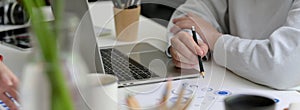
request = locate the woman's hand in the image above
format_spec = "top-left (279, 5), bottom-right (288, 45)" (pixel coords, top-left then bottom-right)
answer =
top-left (169, 31), bottom-right (208, 69)
top-left (0, 62), bottom-right (19, 110)
top-left (171, 13), bottom-right (222, 50)
top-left (169, 12), bottom-right (222, 69)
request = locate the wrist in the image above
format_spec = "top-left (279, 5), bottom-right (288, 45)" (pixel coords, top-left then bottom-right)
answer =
top-left (208, 32), bottom-right (222, 51)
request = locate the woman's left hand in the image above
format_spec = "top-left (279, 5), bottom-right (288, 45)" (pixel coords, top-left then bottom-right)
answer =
top-left (171, 13), bottom-right (222, 51)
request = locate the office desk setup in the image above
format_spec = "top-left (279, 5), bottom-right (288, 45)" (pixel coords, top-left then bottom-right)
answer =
top-left (1, 1), bottom-right (300, 110)
top-left (90, 1), bottom-right (300, 110)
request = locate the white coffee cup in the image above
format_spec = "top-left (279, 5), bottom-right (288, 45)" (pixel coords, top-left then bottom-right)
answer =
top-left (87, 74), bottom-right (118, 110)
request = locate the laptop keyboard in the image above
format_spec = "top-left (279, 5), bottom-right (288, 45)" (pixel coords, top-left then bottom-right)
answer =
top-left (100, 48), bottom-right (159, 82)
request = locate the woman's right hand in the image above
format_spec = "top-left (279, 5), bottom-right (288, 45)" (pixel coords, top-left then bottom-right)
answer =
top-left (0, 62), bottom-right (19, 110)
top-left (169, 30), bottom-right (209, 69)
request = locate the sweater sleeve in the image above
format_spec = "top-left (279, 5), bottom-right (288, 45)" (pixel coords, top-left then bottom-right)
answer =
top-left (213, 0), bottom-right (300, 90)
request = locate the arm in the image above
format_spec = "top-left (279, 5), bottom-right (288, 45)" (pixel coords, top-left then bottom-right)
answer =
top-left (213, 0), bottom-right (300, 90)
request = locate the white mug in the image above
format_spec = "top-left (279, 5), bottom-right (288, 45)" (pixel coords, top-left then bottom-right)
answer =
top-left (87, 74), bottom-right (118, 110)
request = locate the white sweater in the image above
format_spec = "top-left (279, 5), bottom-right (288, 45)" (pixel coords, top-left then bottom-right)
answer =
top-left (167, 0), bottom-right (300, 90)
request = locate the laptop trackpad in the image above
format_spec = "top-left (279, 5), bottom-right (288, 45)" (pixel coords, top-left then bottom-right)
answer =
top-left (119, 43), bottom-right (197, 77)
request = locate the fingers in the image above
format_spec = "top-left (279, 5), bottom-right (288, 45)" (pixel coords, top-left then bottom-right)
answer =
top-left (9, 74), bottom-right (19, 90)
top-left (172, 16), bottom-right (190, 23)
top-left (173, 18), bottom-right (196, 30)
top-left (172, 59), bottom-right (195, 69)
top-left (0, 62), bottom-right (18, 89)
top-left (0, 62), bottom-right (20, 110)
top-left (177, 33), bottom-right (203, 55)
top-left (170, 33), bottom-right (198, 62)
top-left (0, 73), bottom-right (13, 87)
top-left (170, 47), bottom-right (207, 69)
top-left (172, 14), bottom-right (209, 43)
top-left (170, 47), bottom-right (196, 69)
top-left (172, 16), bottom-right (209, 47)
top-left (6, 89), bottom-right (19, 102)
top-left (172, 14), bottom-right (199, 29)
top-left (171, 31), bottom-right (204, 56)
top-left (170, 46), bottom-right (194, 63)
top-left (170, 25), bottom-right (181, 34)
top-left (170, 30), bottom-right (209, 69)
top-left (197, 40), bottom-right (209, 57)
top-left (0, 92), bottom-right (18, 110)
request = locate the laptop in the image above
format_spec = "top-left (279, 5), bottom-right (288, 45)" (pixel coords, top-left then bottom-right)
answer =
top-left (60, 0), bottom-right (200, 87)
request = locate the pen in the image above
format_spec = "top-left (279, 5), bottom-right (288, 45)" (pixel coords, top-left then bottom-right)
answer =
top-left (191, 26), bottom-right (205, 78)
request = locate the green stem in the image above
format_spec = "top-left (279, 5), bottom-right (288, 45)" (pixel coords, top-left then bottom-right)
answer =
top-left (47, 61), bottom-right (74, 110)
top-left (53, 0), bottom-right (64, 39)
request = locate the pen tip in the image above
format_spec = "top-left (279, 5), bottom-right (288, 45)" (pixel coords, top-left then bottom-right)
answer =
top-left (200, 72), bottom-right (205, 78)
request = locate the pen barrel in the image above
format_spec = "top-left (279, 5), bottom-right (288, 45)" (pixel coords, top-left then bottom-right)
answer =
top-left (192, 30), bottom-right (198, 44)
top-left (198, 56), bottom-right (204, 72)
top-left (191, 27), bottom-right (205, 74)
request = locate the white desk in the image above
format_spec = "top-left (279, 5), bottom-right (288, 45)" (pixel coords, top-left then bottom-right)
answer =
top-left (90, 1), bottom-right (300, 110)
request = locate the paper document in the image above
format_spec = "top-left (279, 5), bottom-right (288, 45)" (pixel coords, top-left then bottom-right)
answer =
top-left (119, 62), bottom-right (300, 110)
